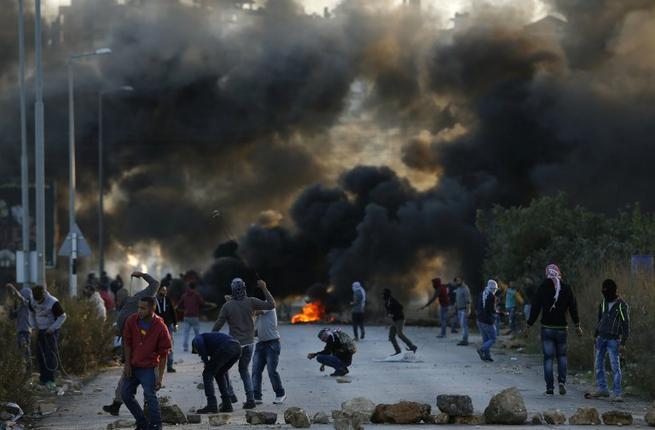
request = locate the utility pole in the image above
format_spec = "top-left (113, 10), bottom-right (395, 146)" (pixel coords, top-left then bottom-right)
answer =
top-left (18, 0), bottom-right (30, 285)
top-left (34, 0), bottom-right (46, 285)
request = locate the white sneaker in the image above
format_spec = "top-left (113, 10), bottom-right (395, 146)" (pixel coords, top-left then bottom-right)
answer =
top-left (273, 395), bottom-right (287, 404)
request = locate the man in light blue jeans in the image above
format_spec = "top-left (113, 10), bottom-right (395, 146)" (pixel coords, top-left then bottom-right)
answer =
top-left (253, 309), bottom-right (286, 404)
top-left (184, 317), bottom-right (200, 352)
top-left (476, 280), bottom-right (498, 362)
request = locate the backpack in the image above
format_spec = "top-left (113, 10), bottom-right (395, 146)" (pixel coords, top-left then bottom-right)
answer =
top-left (334, 329), bottom-right (357, 355)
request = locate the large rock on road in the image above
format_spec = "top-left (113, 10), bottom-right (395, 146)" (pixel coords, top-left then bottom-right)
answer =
top-left (483, 387), bottom-right (527, 425)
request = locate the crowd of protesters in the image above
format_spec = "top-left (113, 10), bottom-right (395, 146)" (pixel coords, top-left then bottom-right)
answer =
top-left (2, 259), bottom-right (633, 429)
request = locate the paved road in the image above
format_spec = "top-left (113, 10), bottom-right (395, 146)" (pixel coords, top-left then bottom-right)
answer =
top-left (36, 322), bottom-right (648, 429)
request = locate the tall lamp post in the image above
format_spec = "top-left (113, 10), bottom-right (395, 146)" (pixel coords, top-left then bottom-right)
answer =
top-left (98, 85), bottom-right (133, 279)
top-left (66, 48), bottom-right (112, 297)
top-left (17, 0), bottom-right (30, 285)
top-left (34, 0), bottom-right (45, 285)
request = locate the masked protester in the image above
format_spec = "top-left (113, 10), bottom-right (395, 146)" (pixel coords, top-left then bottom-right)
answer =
top-left (476, 280), bottom-right (498, 362)
top-left (350, 282), bottom-right (366, 341)
top-left (121, 296), bottom-right (172, 430)
top-left (526, 264), bottom-right (583, 396)
top-left (587, 279), bottom-right (630, 402)
top-left (384, 288), bottom-right (417, 355)
top-left (30, 284), bottom-right (67, 390)
top-left (212, 278), bottom-right (276, 409)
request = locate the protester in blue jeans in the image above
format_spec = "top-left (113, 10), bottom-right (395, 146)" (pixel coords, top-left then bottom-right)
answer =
top-left (453, 278), bottom-right (471, 346)
top-left (213, 278), bottom-right (276, 409)
top-left (588, 279), bottom-right (630, 402)
top-left (252, 309), bottom-right (286, 404)
top-left (476, 280), bottom-right (498, 362)
top-left (420, 278), bottom-right (450, 338)
top-left (307, 328), bottom-right (354, 376)
top-left (193, 332), bottom-right (242, 413)
top-left (526, 264), bottom-right (583, 396)
top-left (122, 297), bottom-right (172, 430)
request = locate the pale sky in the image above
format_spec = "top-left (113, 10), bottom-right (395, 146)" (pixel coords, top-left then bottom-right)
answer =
top-left (44, 0), bottom-right (551, 25)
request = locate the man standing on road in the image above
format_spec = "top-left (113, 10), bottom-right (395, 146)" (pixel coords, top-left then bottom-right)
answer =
top-left (5, 282), bottom-right (34, 372)
top-left (307, 328), bottom-right (354, 376)
top-left (213, 278), bottom-right (276, 409)
top-left (447, 279), bottom-right (459, 334)
top-left (454, 277), bottom-right (472, 346)
top-left (31, 284), bottom-right (67, 390)
top-left (103, 271), bottom-right (159, 417)
top-left (420, 278), bottom-right (450, 338)
top-left (477, 280), bottom-right (498, 362)
top-left (193, 332), bottom-right (242, 413)
top-left (588, 279), bottom-right (630, 402)
top-left (350, 281), bottom-right (366, 341)
top-left (505, 282), bottom-right (518, 335)
top-left (252, 308), bottom-right (286, 404)
top-left (384, 288), bottom-right (417, 355)
top-left (155, 284), bottom-right (178, 373)
top-left (178, 281), bottom-right (206, 352)
top-left (526, 264), bottom-right (583, 396)
top-left (122, 296), bottom-right (172, 430)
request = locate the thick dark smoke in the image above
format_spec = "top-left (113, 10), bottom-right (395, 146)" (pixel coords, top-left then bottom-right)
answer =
top-left (1, 0), bottom-right (654, 303)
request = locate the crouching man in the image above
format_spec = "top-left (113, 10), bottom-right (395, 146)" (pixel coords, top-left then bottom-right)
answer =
top-left (307, 328), bottom-right (355, 377)
top-left (122, 296), bottom-right (172, 430)
top-left (192, 332), bottom-right (242, 413)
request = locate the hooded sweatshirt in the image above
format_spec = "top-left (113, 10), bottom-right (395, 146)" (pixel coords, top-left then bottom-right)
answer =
top-left (351, 282), bottom-right (366, 313)
top-left (212, 278), bottom-right (276, 345)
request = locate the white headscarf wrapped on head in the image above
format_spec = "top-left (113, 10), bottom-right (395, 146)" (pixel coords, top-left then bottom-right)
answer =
top-left (482, 279), bottom-right (498, 303)
top-left (545, 264), bottom-right (562, 311)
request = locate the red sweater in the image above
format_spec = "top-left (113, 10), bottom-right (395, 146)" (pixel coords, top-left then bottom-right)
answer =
top-left (178, 289), bottom-right (205, 318)
top-left (123, 313), bottom-right (172, 368)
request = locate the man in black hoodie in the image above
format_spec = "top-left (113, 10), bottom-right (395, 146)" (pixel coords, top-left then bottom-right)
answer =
top-left (527, 264), bottom-right (583, 396)
top-left (588, 279), bottom-right (630, 401)
top-left (155, 285), bottom-right (178, 373)
top-left (384, 289), bottom-right (417, 355)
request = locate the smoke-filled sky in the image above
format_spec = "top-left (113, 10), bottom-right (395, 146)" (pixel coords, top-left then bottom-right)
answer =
top-left (1, 0), bottom-right (654, 301)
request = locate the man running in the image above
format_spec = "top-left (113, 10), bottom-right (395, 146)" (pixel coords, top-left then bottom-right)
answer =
top-left (384, 288), bottom-right (417, 355)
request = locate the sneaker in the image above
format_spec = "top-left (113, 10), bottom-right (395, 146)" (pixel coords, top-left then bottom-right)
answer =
top-left (254, 399), bottom-right (263, 405)
top-left (559, 383), bottom-right (567, 395)
top-left (197, 405), bottom-right (218, 414)
top-left (407, 345), bottom-right (418, 353)
top-left (587, 390), bottom-right (610, 398)
top-left (219, 403), bottom-right (234, 413)
top-left (102, 401), bottom-right (122, 416)
top-left (230, 395), bottom-right (238, 404)
top-left (611, 394), bottom-right (624, 403)
top-left (167, 368), bottom-right (176, 373)
top-left (545, 389), bottom-right (554, 396)
top-left (457, 341), bottom-right (469, 346)
top-left (273, 395), bottom-right (287, 404)
top-left (243, 400), bottom-right (257, 409)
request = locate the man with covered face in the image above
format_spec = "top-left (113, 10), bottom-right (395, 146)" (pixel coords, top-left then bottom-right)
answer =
top-left (31, 284), bottom-right (67, 389)
top-left (587, 279), bottom-right (630, 402)
top-left (213, 278), bottom-right (276, 409)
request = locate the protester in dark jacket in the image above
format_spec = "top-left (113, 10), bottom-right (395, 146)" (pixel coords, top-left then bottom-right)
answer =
top-left (421, 278), bottom-right (450, 338)
top-left (588, 279), bottom-right (630, 401)
top-left (526, 264), bottom-right (583, 396)
top-left (193, 332), bottom-right (242, 413)
top-left (155, 285), bottom-right (178, 373)
top-left (307, 328), bottom-right (352, 376)
top-left (476, 280), bottom-right (498, 362)
top-left (384, 288), bottom-right (417, 355)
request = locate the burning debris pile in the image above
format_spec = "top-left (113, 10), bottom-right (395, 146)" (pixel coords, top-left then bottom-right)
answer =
top-left (291, 301), bottom-right (328, 324)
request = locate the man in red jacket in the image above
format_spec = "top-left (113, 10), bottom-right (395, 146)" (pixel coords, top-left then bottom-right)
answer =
top-left (122, 296), bottom-right (172, 430)
top-left (420, 278), bottom-right (450, 338)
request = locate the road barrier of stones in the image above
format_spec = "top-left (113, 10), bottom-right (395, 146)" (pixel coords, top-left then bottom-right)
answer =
top-left (312, 411), bottom-right (330, 424)
top-left (646, 402), bottom-right (655, 427)
top-left (284, 407), bottom-right (311, 428)
top-left (543, 409), bottom-right (566, 425)
top-left (370, 401), bottom-right (432, 424)
top-left (246, 410), bottom-right (278, 425)
top-left (569, 407), bottom-right (601, 425)
top-left (602, 410), bottom-right (634, 426)
top-left (208, 413), bottom-right (230, 426)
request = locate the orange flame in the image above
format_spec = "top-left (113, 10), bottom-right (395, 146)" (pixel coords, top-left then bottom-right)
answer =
top-left (291, 301), bottom-right (326, 324)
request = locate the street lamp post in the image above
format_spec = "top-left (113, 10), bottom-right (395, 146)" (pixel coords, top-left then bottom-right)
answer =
top-left (34, 0), bottom-right (45, 285)
top-left (98, 85), bottom-right (133, 278)
top-left (18, 0), bottom-right (30, 285)
top-left (67, 48), bottom-right (112, 297)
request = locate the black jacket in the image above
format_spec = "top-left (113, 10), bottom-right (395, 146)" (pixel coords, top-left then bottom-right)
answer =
top-left (384, 296), bottom-right (405, 321)
top-left (155, 296), bottom-right (177, 327)
top-left (476, 292), bottom-right (497, 325)
top-left (527, 279), bottom-right (580, 328)
top-left (315, 334), bottom-right (352, 365)
top-left (595, 298), bottom-right (630, 345)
